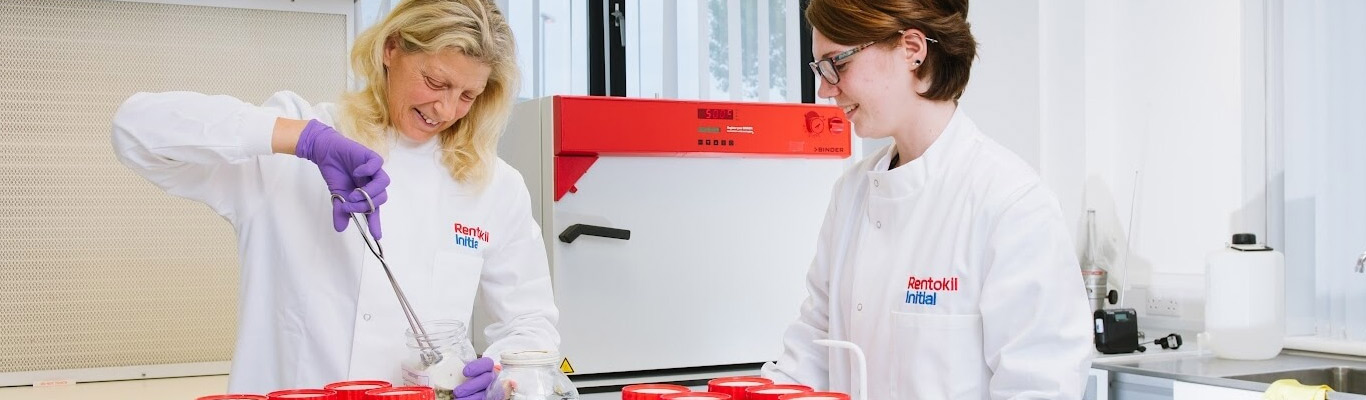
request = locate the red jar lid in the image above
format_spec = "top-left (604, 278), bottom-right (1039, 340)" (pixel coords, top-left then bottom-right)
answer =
top-left (266, 389), bottom-right (339, 400)
top-left (197, 395), bottom-right (267, 400)
top-left (744, 384), bottom-right (812, 400)
top-left (363, 386), bottom-right (434, 400)
top-left (707, 376), bottom-right (774, 398)
top-left (622, 384), bottom-right (692, 400)
top-left (777, 392), bottom-right (850, 400)
top-left (661, 392), bottom-right (732, 400)
top-left (324, 381), bottom-right (392, 400)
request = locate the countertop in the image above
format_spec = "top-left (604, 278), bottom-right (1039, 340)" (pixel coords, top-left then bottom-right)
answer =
top-left (1094, 348), bottom-right (1366, 399)
top-left (0, 375), bottom-right (231, 400)
top-left (8, 335), bottom-right (1365, 400)
top-left (0, 375), bottom-right (694, 400)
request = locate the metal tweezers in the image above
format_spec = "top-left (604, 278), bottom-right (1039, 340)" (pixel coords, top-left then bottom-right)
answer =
top-left (332, 189), bottom-right (444, 366)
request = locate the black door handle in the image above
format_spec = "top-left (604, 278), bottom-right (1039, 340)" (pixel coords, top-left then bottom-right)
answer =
top-left (559, 224), bottom-right (631, 243)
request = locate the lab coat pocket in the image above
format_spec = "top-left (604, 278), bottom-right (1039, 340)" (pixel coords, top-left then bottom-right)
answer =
top-left (889, 311), bottom-right (989, 400)
top-left (431, 251), bottom-right (485, 323)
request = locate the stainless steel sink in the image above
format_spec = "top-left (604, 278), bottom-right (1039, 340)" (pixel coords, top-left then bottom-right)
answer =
top-left (1226, 367), bottom-right (1366, 394)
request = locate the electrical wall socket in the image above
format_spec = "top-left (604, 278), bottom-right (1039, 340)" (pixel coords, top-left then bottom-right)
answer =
top-left (1147, 297), bottom-right (1180, 317)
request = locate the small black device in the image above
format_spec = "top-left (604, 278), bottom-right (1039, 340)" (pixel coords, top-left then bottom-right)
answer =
top-left (1094, 308), bottom-right (1140, 354)
top-left (1148, 333), bottom-right (1184, 350)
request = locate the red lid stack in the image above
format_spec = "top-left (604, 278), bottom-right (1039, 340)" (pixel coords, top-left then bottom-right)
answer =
top-left (324, 381), bottom-right (392, 400)
top-left (622, 384), bottom-right (692, 400)
top-left (661, 393), bottom-right (732, 400)
top-left (707, 377), bottom-right (773, 400)
top-left (777, 393), bottom-right (850, 400)
top-left (362, 386), bottom-right (434, 400)
top-left (743, 384), bottom-right (812, 400)
top-left (196, 395), bottom-right (267, 400)
top-left (265, 389), bottom-right (339, 400)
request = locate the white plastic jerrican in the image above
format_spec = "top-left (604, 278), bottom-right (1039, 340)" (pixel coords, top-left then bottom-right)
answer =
top-left (1204, 234), bottom-right (1285, 360)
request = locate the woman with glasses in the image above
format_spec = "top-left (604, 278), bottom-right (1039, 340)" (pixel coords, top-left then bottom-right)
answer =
top-left (762, 0), bottom-right (1093, 398)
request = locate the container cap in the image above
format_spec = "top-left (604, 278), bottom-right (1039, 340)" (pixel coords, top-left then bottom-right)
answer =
top-left (1232, 233), bottom-right (1256, 245)
top-left (707, 376), bottom-right (774, 398)
top-left (500, 350), bottom-right (561, 366)
top-left (363, 386), bottom-right (434, 400)
top-left (778, 392), bottom-right (851, 400)
top-left (622, 384), bottom-right (691, 400)
top-left (744, 384), bottom-right (813, 400)
top-left (661, 393), bottom-right (732, 400)
top-left (266, 389), bottom-right (339, 400)
top-left (324, 381), bottom-right (392, 400)
top-left (197, 395), bottom-right (267, 400)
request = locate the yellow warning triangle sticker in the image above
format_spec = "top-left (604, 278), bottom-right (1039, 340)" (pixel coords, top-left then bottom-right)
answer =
top-left (560, 358), bottom-right (575, 374)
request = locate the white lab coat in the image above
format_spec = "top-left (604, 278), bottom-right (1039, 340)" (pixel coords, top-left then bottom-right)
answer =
top-left (762, 108), bottom-right (1093, 399)
top-left (111, 91), bottom-right (559, 394)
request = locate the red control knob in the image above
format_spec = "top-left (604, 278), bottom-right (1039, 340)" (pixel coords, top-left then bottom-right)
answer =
top-left (827, 116), bottom-right (846, 134)
top-left (805, 111), bottom-right (826, 136)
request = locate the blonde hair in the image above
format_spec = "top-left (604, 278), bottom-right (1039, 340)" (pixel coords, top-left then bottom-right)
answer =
top-left (338, 0), bottom-right (518, 185)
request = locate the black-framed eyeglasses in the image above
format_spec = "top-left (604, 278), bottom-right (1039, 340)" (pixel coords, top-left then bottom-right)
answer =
top-left (808, 31), bottom-right (939, 85)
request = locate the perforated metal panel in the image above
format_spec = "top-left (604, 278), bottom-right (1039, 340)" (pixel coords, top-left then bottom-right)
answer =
top-left (0, 0), bottom-right (346, 375)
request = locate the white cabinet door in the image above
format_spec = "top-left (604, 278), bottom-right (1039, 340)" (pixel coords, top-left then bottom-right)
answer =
top-left (1086, 368), bottom-right (1109, 400)
top-left (1172, 381), bottom-right (1261, 400)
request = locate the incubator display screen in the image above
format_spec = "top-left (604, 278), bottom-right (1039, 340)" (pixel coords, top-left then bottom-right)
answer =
top-left (697, 108), bottom-right (735, 120)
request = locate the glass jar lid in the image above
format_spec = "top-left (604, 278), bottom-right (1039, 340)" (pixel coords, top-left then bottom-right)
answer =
top-left (499, 350), bottom-right (561, 366)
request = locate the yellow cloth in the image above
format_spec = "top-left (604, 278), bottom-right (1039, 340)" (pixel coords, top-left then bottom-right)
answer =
top-left (1264, 378), bottom-right (1333, 400)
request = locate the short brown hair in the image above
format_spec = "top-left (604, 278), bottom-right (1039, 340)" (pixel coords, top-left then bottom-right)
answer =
top-left (806, 0), bottom-right (977, 101)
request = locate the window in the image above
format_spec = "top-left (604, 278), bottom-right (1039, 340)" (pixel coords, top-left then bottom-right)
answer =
top-left (357, 1), bottom-right (806, 102)
top-left (626, 0), bottom-right (799, 101)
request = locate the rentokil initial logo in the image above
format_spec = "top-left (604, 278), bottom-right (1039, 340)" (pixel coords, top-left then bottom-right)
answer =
top-left (453, 223), bottom-right (490, 250)
top-left (905, 275), bottom-right (959, 306)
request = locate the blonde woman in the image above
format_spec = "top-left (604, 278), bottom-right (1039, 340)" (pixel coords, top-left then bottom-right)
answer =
top-left (111, 1), bottom-right (555, 398)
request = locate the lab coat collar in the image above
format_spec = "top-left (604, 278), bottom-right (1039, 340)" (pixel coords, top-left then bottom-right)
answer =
top-left (867, 106), bottom-right (971, 198)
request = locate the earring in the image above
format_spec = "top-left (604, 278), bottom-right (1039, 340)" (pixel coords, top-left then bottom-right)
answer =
top-left (914, 59), bottom-right (922, 66)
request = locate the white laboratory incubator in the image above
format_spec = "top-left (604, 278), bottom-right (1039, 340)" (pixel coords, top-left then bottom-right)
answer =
top-left (494, 96), bottom-right (851, 382)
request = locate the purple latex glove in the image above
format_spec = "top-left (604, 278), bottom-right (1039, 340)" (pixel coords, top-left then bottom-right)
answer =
top-left (294, 119), bottom-right (390, 239)
top-left (453, 357), bottom-right (497, 400)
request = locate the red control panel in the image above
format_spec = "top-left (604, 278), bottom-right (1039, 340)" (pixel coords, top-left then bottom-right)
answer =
top-left (552, 95), bottom-right (850, 158)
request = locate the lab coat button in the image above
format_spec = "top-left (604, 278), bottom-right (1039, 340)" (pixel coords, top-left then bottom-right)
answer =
top-left (857, 303), bottom-right (863, 311)
top-left (876, 221), bottom-right (882, 229)
top-left (873, 179), bottom-right (880, 187)
top-left (362, 314), bottom-right (372, 321)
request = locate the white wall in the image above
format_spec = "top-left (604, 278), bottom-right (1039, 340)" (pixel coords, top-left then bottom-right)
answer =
top-left (962, 0), bottom-right (1042, 170)
top-left (1083, 1), bottom-right (1259, 329)
top-left (961, 1), bottom-right (1261, 330)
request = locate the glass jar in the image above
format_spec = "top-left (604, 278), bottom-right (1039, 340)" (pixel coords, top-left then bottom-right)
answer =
top-left (485, 350), bottom-right (579, 400)
top-left (402, 320), bottom-right (477, 400)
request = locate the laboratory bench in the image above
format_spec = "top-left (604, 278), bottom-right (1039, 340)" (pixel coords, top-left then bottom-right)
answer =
top-left (1093, 347), bottom-right (1366, 399)
top-left (10, 345), bottom-right (1366, 400)
top-left (0, 375), bottom-right (708, 400)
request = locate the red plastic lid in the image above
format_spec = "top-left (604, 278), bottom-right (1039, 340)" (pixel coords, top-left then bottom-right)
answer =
top-left (777, 392), bottom-right (850, 400)
top-left (661, 392), bottom-right (732, 400)
top-left (362, 386), bottom-right (433, 400)
top-left (265, 389), bottom-right (339, 400)
top-left (362, 386), bottom-right (434, 400)
top-left (707, 376), bottom-right (774, 398)
top-left (622, 384), bottom-right (692, 400)
top-left (744, 384), bottom-right (813, 400)
top-left (323, 381), bottom-right (392, 400)
top-left (197, 395), bottom-right (267, 400)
